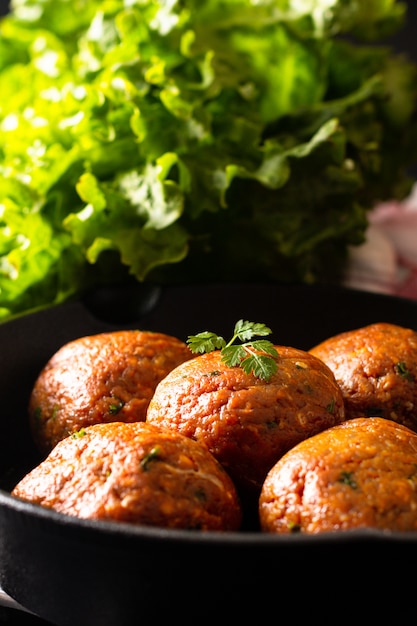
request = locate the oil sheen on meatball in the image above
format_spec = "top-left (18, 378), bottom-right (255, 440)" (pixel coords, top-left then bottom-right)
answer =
top-left (259, 417), bottom-right (417, 534)
top-left (146, 346), bottom-right (345, 497)
top-left (29, 330), bottom-right (193, 455)
top-left (310, 323), bottom-right (417, 430)
top-left (12, 421), bottom-right (242, 531)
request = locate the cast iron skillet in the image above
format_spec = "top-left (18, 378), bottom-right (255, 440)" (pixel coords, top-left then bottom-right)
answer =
top-left (1, 282), bottom-right (417, 625)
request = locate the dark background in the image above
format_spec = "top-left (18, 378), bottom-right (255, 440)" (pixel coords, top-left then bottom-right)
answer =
top-left (0, 0), bottom-right (416, 59)
top-left (387, 0), bottom-right (417, 60)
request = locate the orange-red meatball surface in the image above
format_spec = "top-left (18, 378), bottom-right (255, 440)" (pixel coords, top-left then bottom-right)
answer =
top-left (146, 346), bottom-right (345, 497)
top-left (29, 330), bottom-right (193, 455)
top-left (310, 323), bottom-right (417, 430)
top-left (259, 417), bottom-right (417, 534)
top-left (12, 421), bottom-right (242, 531)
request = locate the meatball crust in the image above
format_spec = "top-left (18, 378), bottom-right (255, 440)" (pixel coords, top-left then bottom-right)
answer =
top-left (12, 422), bottom-right (242, 531)
top-left (146, 347), bottom-right (345, 496)
top-left (259, 417), bottom-right (417, 534)
top-left (309, 323), bottom-right (417, 430)
top-left (29, 330), bottom-right (193, 455)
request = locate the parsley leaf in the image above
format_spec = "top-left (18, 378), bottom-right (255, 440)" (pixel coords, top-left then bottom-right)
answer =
top-left (396, 361), bottom-right (414, 381)
top-left (232, 320), bottom-right (273, 341)
top-left (186, 331), bottom-right (227, 354)
top-left (187, 320), bottom-right (278, 381)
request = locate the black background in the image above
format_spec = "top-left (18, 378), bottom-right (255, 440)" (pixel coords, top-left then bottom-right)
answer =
top-left (388, 0), bottom-right (417, 60)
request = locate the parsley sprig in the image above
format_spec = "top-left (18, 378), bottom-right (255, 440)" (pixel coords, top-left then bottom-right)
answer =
top-left (187, 320), bottom-right (278, 381)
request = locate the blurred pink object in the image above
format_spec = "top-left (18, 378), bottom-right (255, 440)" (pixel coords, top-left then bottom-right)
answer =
top-left (344, 183), bottom-right (417, 300)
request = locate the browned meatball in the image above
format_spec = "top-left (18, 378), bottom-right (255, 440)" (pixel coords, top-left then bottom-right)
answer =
top-left (309, 323), bottom-right (417, 430)
top-left (259, 417), bottom-right (417, 534)
top-left (29, 330), bottom-right (193, 455)
top-left (12, 421), bottom-right (242, 531)
top-left (146, 346), bottom-right (345, 498)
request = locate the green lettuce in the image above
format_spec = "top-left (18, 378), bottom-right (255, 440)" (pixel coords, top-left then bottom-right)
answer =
top-left (0, 0), bottom-right (416, 320)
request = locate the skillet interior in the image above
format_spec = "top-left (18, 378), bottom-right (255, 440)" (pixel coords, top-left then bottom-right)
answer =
top-left (1, 282), bottom-right (417, 625)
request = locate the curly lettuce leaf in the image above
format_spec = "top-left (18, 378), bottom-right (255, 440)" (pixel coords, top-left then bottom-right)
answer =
top-left (0, 0), bottom-right (415, 320)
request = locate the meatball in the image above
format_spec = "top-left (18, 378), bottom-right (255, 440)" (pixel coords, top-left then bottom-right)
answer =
top-left (29, 330), bottom-right (193, 455)
top-left (146, 346), bottom-right (345, 499)
top-left (309, 322), bottom-right (417, 430)
top-left (259, 417), bottom-right (417, 534)
top-left (12, 421), bottom-right (242, 531)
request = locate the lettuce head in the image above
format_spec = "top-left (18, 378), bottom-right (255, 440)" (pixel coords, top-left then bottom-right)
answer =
top-left (0, 0), bottom-right (416, 320)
